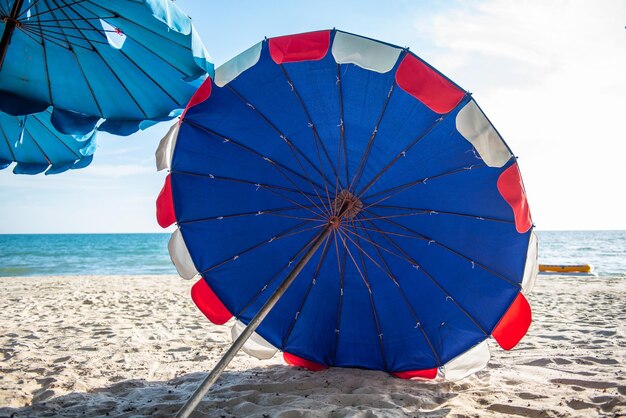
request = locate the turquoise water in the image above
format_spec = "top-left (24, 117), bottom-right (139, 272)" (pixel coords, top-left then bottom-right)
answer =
top-left (535, 230), bottom-right (625, 277)
top-left (0, 234), bottom-right (174, 276)
top-left (0, 231), bottom-right (624, 277)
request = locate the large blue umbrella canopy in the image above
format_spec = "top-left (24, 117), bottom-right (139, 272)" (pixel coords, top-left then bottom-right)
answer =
top-left (0, 108), bottom-right (95, 174)
top-left (156, 29), bottom-right (538, 381)
top-left (0, 0), bottom-right (213, 136)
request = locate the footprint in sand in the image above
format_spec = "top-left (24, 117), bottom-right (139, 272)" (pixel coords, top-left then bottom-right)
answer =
top-left (550, 378), bottom-right (617, 390)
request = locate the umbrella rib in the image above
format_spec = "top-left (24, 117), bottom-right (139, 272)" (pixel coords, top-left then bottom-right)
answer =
top-left (76, 11), bottom-right (182, 105)
top-left (24, 120), bottom-right (53, 166)
top-left (234, 235), bottom-right (316, 319)
top-left (330, 230), bottom-right (347, 365)
top-left (362, 219), bottom-right (489, 336)
top-left (356, 93), bottom-right (470, 198)
top-left (354, 219), bottom-right (442, 367)
top-left (178, 205), bottom-right (324, 225)
top-left (31, 111), bottom-right (82, 159)
top-left (172, 170), bottom-right (326, 219)
top-left (336, 64), bottom-right (349, 189)
top-left (43, 0), bottom-right (100, 49)
top-left (281, 231), bottom-right (333, 349)
top-left (16, 0), bottom-right (43, 18)
top-left (278, 64), bottom-right (338, 214)
top-left (359, 205), bottom-right (515, 225)
top-left (0, 122), bottom-right (17, 161)
top-left (348, 76), bottom-right (400, 194)
top-left (183, 120), bottom-right (331, 217)
top-left (225, 85), bottom-right (337, 205)
top-left (23, 0), bottom-right (89, 19)
top-left (36, 10), bottom-right (55, 106)
top-left (364, 210), bottom-right (520, 288)
top-left (340, 222), bottom-right (420, 266)
top-left (200, 220), bottom-right (322, 274)
top-left (361, 163), bottom-right (486, 211)
top-left (22, 21), bottom-right (110, 46)
top-left (60, 33), bottom-right (104, 116)
top-left (47, 0), bottom-right (150, 119)
top-left (17, 22), bottom-right (56, 47)
top-left (81, 1), bottom-right (192, 50)
top-left (37, 10), bottom-right (106, 122)
top-left (336, 227), bottom-right (388, 371)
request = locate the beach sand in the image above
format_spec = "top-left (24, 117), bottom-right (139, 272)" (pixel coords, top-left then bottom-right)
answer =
top-left (0, 275), bottom-right (624, 417)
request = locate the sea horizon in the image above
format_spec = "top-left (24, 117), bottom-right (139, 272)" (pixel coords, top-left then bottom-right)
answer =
top-left (1, 230), bottom-right (624, 278)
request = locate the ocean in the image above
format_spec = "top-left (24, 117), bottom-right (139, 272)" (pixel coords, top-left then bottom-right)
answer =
top-left (0, 231), bottom-right (624, 277)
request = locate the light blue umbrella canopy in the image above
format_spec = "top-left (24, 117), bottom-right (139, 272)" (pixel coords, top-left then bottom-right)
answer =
top-left (0, 0), bottom-right (213, 136)
top-left (0, 108), bottom-right (96, 174)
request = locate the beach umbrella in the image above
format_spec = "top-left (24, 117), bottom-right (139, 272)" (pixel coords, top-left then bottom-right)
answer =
top-left (155, 29), bottom-right (539, 416)
top-left (0, 0), bottom-right (213, 137)
top-left (0, 108), bottom-right (96, 174)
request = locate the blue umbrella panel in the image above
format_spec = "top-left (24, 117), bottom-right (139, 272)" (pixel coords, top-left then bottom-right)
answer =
top-left (0, 108), bottom-right (95, 174)
top-left (156, 30), bottom-right (538, 382)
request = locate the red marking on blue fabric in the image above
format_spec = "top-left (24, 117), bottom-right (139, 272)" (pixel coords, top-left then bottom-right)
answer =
top-left (269, 30), bottom-right (330, 64)
top-left (283, 352), bottom-right (328, 371)
top-left (156, 174), bottom-right (176, 228)
top-left (181, 78), bottom-right (212, 121)
top-left (492, 292), bottom-right (532, 350)
top-left (395, 54), bottom-right (465, 114)
top-left (497, 163), bottom-right (532, 233)
top-left (190, 278), bottom-right (233, 325)
top-left (392, 367), bottom-right (438, 380)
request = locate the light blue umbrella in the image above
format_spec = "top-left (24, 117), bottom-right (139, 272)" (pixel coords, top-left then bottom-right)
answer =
top-left (0, 108), bottom-right (96, 174)
top-left (0, 0), bottom-right (213, 137)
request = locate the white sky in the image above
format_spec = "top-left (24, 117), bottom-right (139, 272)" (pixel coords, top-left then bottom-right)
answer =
top-left (0, 0), bottom-right (624, 233)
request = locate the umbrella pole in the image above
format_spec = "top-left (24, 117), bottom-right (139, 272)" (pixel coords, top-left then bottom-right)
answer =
top-left (0, 0), bottom-right (25, 70)
top-left (175, 224), bottom-right (332, 418)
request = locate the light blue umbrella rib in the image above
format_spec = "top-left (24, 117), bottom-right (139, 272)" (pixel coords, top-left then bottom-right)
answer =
top-left (31, 112), bottom-right (81, 158)
top-left (75, 15), bottom-right (181, 104)
top-left (26, 128), bottom-right (52, 165)
top-left (47, 0), bottom-right (149, 118)
top-left (0, 122), bottom-right (17, 161)
top-left (23, 0), bottom-right (91, 20)
top-left (39, 23), bottom-right (54, 110)
top-left (81, 1), bottom-right (191, 49)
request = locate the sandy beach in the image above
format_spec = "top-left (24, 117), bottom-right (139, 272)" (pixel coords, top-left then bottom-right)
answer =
top-left (0, 274), bottom-right (624, 417)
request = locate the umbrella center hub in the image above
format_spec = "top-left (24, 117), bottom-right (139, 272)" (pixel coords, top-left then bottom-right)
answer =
top-left (332, 190), bottom-right (362, 223)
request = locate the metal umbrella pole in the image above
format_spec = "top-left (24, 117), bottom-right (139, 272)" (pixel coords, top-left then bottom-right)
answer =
top-left (175, 224), bottom-right (332, 418)
top-left (0, 0), bottom-right (25, 70)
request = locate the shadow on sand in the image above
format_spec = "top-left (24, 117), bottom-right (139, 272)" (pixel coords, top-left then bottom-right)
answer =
top-left (0, 365), bottom-right (457, 417)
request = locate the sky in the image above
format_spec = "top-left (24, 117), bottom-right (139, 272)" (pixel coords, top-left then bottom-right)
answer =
top-left (0, 0), bottom-right (624, 233)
